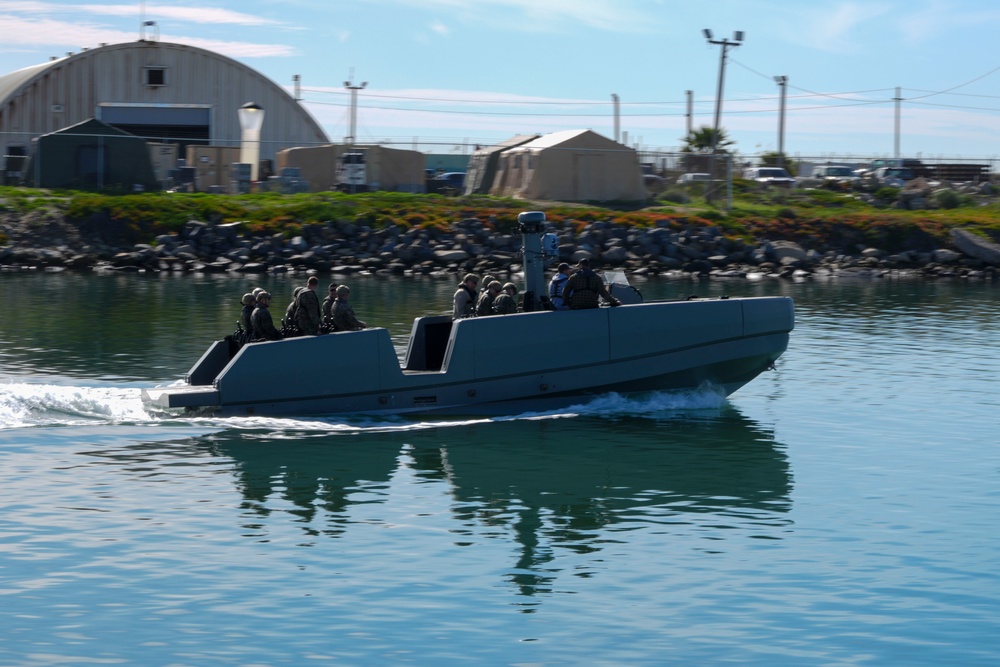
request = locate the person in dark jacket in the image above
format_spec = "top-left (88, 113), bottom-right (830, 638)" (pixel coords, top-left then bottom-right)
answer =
top-left (294, 276), bottom-right (322, 335)
top-left (492, 282), bottom-right (519, 314)
top-left (562, 258), bottom-right (620, 309)
top-left (332, 285), bottom-right (367, 331)
top-left (250, 292), bottom-right (283, 340)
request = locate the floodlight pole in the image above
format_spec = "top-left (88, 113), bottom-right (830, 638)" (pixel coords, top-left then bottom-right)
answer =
top-left (344, 75), bottom-right (367, 145)
top-left (703, 28), bottom-right (743, 204)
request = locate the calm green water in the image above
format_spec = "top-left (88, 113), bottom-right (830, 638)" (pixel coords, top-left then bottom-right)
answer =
top-left (1, 272), bottom-right (999, 666)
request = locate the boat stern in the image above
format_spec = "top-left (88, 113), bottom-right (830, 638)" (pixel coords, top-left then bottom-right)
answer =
top-left (142, 385), bottom-right (221, 410)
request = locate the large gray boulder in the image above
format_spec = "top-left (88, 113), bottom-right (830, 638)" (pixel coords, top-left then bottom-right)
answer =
top-left (950, 228), bottom-right (1000, 265)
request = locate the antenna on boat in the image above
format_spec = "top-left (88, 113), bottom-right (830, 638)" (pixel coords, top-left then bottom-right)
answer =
top-left (518, 211), bottom-right (558, 312)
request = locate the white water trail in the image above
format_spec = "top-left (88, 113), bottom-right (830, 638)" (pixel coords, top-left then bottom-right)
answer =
top-left (0, 380), bottom-right (727, 433)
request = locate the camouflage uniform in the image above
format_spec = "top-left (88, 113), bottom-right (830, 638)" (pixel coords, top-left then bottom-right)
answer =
top-left (322, 294), bottom-right (335, 322)
top-left (492, 292), bottom-right (518, 315)
top-left (283, 290), bottom-right (301, 327)
top-left (294, 287), bottom-right (321, 335)
top-left (562, 267), bottom-right (614, 310)
top-left (475, 290), bottom-right (497, 317)
top-left (332, 298), bottom-right (365, 331)
top-left (251, 305), bottom-right (282, 340)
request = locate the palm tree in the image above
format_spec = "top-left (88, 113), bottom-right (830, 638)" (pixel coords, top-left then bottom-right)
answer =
top-left (681, 126), bottom-right (735, 154)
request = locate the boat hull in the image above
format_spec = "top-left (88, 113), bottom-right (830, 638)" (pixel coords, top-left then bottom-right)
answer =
top-left (142, 296), bottom-right (794, 417)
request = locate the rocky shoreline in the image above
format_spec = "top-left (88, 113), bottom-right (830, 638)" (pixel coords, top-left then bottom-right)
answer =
top-left (2, 210), bottom-right (999, 281)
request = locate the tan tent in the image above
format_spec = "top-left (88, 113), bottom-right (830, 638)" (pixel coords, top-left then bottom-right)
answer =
top-left (463, 134), bottom-right (539, 195)
top-left (276, 144), bottom-right (424, 193)
top-left (491, 129), bottom-right (646, 202)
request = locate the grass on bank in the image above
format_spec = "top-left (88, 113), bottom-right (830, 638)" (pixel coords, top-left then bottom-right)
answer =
top-left (1, 184), bottom-right (999, 254)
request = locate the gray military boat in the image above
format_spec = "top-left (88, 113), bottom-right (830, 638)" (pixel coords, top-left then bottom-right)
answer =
top-left (142, 211), bottom-right (794, 417)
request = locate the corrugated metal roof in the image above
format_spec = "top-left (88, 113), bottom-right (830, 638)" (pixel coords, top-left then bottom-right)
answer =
top-left (0, 57), bottom-right (68, 106)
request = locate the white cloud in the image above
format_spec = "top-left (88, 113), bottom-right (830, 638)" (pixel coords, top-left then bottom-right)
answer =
top-left (0, 14), bottom-right (297, 57)
top-left (80, 4), bottom-right (284, 27)
top-left (383, 0), bottom-right (653, 33)
top-left (776, 1), bottom-right (892, 53)
top-left (430, 21), bottom-right (449, 36)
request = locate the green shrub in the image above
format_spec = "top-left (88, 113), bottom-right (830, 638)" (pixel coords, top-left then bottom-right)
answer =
top-left (875, 187), bottom-right (900, 201)
top-left (659, 189), bottom-right (690, 204)
top-left (934, 189), bottom-right (961, 209)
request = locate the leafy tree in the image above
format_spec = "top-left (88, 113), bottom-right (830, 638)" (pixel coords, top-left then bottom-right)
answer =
top-left (681, 126), bottom-right (735, 154)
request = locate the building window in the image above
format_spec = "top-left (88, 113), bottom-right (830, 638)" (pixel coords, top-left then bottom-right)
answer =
top-left (145, 67), bottom-right (167, 86)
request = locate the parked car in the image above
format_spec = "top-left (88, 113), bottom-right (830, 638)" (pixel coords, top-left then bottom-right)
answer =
top-left (427, 171), bottom-right (466, 195)
top-left (742, 167), bottom-right (795, 188)
top-left (812, 165), bottom-right (857, 181)
top-left (871, 167), bottom-right (915, 188)
top-left (676, 172), bottom-right (712, 184)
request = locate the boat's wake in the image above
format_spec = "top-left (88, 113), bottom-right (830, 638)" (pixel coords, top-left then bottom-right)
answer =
top-left (0, 380), bottom-right (729, 433)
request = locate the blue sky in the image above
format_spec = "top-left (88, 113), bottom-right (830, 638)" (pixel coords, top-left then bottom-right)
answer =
top-left (2, 0), bottom-right (999, 160)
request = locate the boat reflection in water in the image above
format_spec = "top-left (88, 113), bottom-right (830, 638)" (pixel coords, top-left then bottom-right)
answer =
top-left (200, 404), bottom-right (792, 597)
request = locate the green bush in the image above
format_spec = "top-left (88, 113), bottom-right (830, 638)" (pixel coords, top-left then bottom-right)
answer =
top-left (875, 187), bottom-right (900, 201)
top-left (934, 189), bottom-right (961, 209)
top-left (659, 189), bottom-right (691, 204)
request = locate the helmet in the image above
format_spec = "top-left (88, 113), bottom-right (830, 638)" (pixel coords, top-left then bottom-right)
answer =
top-left (241, 293), bottom-right (255, 306)
top-left (503, 282), bottom-right (517, 293)
top-left (252, 287), bottom-right (264, 298)
top-left (488, 280), bottom-right (502, 290)
top-left (292, 286), bottom-right (304, 296)
top-left (258, 291), bottom-right (272, 300)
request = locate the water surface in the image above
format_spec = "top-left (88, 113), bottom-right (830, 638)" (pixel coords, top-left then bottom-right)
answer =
top-left (1, 272), bottom-right (998, 665)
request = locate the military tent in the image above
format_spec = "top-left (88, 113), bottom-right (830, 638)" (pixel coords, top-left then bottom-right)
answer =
top-left (463, 134), bottom-right (539, 195)
top-left (276, 144), bottom-right (424, 193)
top-left (490, 129), bottom-right (646, 202)
top-left (22, 118), bottom-right (159, 191)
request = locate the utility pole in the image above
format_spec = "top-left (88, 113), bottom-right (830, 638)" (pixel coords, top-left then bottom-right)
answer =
top-left (894, 86), bottom-right (902, 159)
top-left (344, 72), bottom-right (367, 145)
top-left (703, 28), bottom-right (743, 205)
top-left (293, 74), bottom-right (301, 102)
top-left (774, 75), bottom-right (787, 167)
top-left (685, 90), bottom-right (693, 138)
top-left (611, 93), bottom-right (620, 142)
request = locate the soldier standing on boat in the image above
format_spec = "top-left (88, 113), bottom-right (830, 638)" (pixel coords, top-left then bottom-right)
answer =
top-left (251, 292), bottom-right (283, 341)
top-left (294, 276), bottom-right (322, 335)
top-left (332, 285), bottom-right (367, 331)
top-left (452, 273), bottom-right (480, 319)
top-left (492, 283), bottom-right (519, 314)
top-left (562, 258), bottom-right (621, 309)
